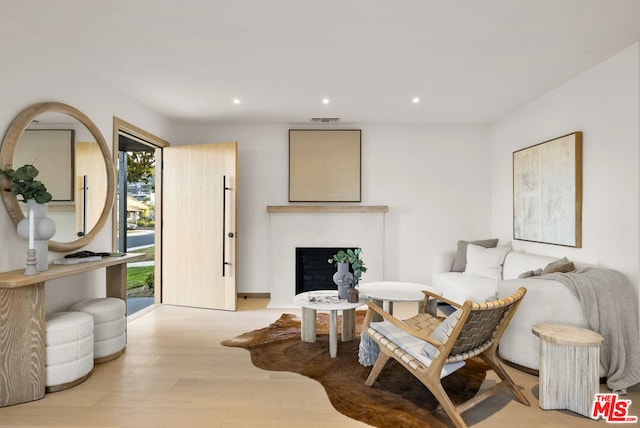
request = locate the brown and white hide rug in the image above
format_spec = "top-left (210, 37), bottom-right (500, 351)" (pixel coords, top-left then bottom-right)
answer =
top-left (222, 312), bottom-right (492, 427)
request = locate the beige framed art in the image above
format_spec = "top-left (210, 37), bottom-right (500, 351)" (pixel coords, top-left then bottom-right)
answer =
top-left (289, 129), bottom-right (361, 202)
top-left (14, 129), bottom-right (75, 201)
top-left (513, 132), bottom-right (582, 247)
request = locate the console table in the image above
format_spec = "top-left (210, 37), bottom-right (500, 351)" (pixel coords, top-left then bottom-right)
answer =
top-left (0, 253), bottom-right (144, 407)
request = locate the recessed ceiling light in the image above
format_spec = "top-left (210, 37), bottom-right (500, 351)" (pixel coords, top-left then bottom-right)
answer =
top-left (322, 98), bottom-right (330, 105)
top-left (233, 98), bottom-right (241, 104)
top-left (412, 97), bottom-right (420, 104)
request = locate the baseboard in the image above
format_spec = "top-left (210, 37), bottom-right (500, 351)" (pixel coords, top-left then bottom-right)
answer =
top-left (237, 293), bottom-right (271, 299)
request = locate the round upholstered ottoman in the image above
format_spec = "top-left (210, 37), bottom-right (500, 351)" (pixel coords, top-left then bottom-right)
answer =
top-left (45, 311), bottom-right (94, 392)
top-left (69, 298), bottom-right (126, 363)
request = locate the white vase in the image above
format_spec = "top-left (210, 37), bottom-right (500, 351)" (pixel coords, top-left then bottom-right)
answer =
top-left (17, 199), bottom-right (56, 271)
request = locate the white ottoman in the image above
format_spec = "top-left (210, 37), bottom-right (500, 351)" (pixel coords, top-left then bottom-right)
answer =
top-left (70, 298), bottom-right (126, 363)
top-left (45, 311), bottom-right (94, 392)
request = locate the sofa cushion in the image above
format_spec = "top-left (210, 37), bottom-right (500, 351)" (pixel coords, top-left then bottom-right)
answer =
top-left (433, 272), bottom-right (498, 304)
top-left (464, 244), bottom-right (510, 280)
top-left (497, 277), bottom-right (602, 375)
top-left (451, 239), bottom-right (499, 272)
top-left (502, 251), bottom-right (558, 280)
top-left (542, 257), bottom-right (575, 274)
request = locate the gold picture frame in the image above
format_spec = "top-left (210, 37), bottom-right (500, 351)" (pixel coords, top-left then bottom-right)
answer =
top-left (289, 129), bottom-right (361, 202)
top-left (513, 132), bottom-right (582, 247)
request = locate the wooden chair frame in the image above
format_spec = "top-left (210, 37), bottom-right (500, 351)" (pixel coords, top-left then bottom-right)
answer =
top-left (363, 287), bottom-right (530, 428)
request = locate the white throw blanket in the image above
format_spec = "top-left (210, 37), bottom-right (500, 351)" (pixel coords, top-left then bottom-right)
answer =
top-left (542, 267), bottom-right (640, 392)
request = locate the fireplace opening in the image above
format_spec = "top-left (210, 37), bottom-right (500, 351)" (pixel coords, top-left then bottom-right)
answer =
top-left (295, 247), bottom-right (357, 294)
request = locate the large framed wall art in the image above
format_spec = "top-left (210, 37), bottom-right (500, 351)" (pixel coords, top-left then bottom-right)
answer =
top-left (289, 129), bottom-right (361, 202)
top-left (513, 132), bottom-right (582, 247)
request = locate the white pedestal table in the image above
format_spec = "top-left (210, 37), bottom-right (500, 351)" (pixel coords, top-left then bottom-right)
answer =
top-left (357, 281), bottom-right (442, 316)
top-left (293, 290), bottom-right (365, 358)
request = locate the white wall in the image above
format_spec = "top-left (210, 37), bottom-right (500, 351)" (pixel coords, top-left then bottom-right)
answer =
top-left (0, 13), bottom-right (499, 308)
top-left (171, 122), bottom-right (493, 295)
top-left (0, 13), bottom-right (494, 308)
top-left (5, 8), bottom-right (637, 313)
top-left (491, 44), bottom-right (640, 297)
top-left (0, 15), bottom-right (174, 313)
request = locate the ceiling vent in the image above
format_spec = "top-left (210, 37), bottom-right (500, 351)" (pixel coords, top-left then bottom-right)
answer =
top-left (311, 117), bottom-right (340, 123)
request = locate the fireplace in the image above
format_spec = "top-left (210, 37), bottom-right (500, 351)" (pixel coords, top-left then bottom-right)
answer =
top-left (266, 205), bottom-right (386, 307)
top-left (295, 247), bottom-right (356, 294)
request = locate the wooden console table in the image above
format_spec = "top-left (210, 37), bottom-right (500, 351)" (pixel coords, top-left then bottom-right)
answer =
top-left (0, 253), bottom-right (144, 407)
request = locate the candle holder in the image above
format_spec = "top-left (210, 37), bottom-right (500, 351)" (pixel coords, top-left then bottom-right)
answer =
top-left (17, 201), bottom-right (56, 271)
top-left (24, 248), bottom-right (38, 276)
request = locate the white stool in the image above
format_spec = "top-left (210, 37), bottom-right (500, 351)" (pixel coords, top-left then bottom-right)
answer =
top-left (70, 298), bottom-right (126, 363)
top-left (532, 322), bottom-right (603, 417)
top-left (45, 311), bottom-right (94, 392)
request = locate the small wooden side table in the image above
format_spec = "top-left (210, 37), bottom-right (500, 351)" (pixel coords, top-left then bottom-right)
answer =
top-left (293, 290), bottom-right (365, 358)
top-left (532, 322), bottom-right (603, 417)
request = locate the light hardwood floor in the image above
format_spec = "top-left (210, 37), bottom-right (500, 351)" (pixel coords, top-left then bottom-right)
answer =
top-left (0, 299), bottom-right (638, 427)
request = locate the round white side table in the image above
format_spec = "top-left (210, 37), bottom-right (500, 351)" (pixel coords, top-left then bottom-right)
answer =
top-left (293, 290), bottom-right (365, 358)
top-left (358, 281), bottom-right (441, 316)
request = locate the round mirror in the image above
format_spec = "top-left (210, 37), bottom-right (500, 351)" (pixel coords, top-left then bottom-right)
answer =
top-left (0, 102), bottom-right (116, 252)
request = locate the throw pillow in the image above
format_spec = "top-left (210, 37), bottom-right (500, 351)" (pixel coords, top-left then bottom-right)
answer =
top-left (421, 309), bottom-right (461, 359)
top-left (542, 257), bottom-right (575, 274)
top-left (517, 268), bottom-right (543, 279)
top-left (451, 238), bottom-right (499, 272)
top-left (463, 244), bottom-right (510, 280)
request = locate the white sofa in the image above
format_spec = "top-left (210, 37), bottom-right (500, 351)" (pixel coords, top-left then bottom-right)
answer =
top-left (432, 247), bottom-right (596, 373)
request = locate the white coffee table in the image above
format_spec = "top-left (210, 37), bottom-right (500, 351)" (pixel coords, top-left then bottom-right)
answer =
top-left (293, 290), bottom-right (365, 358)
top-left (357, 281), bottom-right (442, 316)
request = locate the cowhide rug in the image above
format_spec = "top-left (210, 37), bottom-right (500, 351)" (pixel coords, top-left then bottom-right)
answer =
top-left (222, 312), bottom-right (492, 427)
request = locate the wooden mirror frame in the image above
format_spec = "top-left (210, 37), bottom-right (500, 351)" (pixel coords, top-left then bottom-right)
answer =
top-left (0, 102), bottom-right (116, 252)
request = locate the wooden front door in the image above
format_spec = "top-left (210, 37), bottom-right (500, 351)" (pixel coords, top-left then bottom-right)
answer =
top-left (161, 142), bottom-right (237, 311)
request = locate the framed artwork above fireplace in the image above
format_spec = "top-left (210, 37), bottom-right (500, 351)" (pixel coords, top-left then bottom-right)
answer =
top-left (289, 129), bottom-right (361, 202)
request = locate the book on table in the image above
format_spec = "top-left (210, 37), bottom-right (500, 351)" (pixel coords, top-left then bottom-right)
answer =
top-left (308, 293), bottom-right (340, 304)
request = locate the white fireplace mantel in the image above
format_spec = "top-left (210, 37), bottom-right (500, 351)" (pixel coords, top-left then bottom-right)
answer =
top-left (266, 205), bottom-right (388, 307)
top-left (267, 205), bottom-right (388, 213)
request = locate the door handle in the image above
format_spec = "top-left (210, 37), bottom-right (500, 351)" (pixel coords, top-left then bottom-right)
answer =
top-left (222, 176), bottom-right (233, 277)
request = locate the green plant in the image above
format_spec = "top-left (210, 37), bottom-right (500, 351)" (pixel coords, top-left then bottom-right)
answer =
top-left (144, 270), bottom-right (155, 289)
top-left (126, 265), bottom-right (154, 290)
top-left (0, 164), bottom-right (52, 203)
top-left (328, 248), bottom-right (367, 286)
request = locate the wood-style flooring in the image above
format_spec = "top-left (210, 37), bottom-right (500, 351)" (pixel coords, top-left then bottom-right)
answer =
top-left (0, 299), bottom-right (638, 427)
